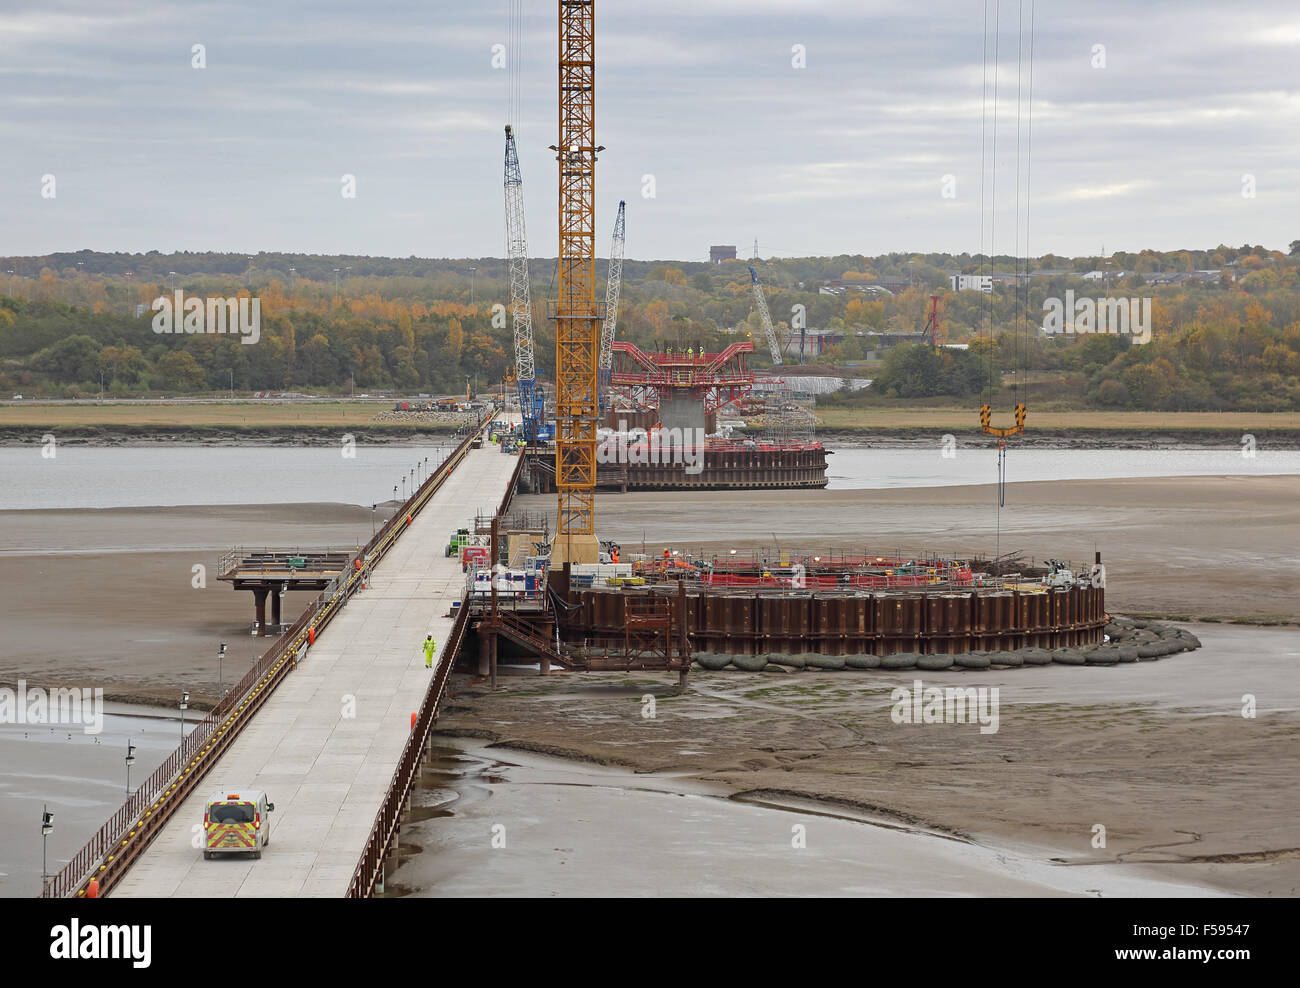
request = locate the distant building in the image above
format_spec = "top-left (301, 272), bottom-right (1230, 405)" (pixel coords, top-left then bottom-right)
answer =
top-left (709, 245), bottom-right (737, 264)
top-left (950, 274), bottom-right (992, 293)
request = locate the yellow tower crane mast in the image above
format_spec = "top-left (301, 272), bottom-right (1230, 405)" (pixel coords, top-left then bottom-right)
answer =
top-left (549, 0), bottom-right (604, 566)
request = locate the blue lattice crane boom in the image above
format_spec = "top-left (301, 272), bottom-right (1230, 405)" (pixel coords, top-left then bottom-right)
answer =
top-left (503, 124), bottom-right (544, 440)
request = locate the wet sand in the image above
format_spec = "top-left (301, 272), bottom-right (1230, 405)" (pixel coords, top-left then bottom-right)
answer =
top-left (433, 622), bottom-right (1300, 897)
top-left (389, 740), bottom-right (1232, 898)
top-left (0, 704), bottom-right (184, 897)
top-left (0, 503), bottom-right (387, 706)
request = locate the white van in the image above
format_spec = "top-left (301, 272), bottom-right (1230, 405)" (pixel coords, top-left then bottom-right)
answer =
top-left (203, 790), bottom-right (275, 860)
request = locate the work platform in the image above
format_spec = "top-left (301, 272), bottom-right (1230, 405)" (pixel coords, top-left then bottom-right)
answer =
top-left (217, 549), bottom-right (353, 635)
top-left (111, 442), bottom-right (521, 897)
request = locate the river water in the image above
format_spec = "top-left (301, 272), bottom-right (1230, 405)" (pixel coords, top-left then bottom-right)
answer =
top-left (1, 446), bottom-right (1296, 509)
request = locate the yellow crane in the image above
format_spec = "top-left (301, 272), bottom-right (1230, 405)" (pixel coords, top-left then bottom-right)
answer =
top-left (549, 0), bottom-right (603, 565)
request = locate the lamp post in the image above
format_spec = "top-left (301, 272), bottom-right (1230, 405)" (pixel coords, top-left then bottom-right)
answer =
top-left (371, 503), bottom-right (377, 537)
top-left (179, 691), bottom-right (189, 739)
top-left (279, 584), bottom-right (287, 630)
top-left (41, 805), bottom-right (53, 885)
top-left (217, 642), bottom-right (227, 700)
top-left (125, 740), bottom-right (136, 794)
top-left (469, 267), bottom-right (477, 306)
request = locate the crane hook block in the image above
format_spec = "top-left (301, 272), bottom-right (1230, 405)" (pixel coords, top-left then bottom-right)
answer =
top-left (980, 403), bottom-right (1026, 438)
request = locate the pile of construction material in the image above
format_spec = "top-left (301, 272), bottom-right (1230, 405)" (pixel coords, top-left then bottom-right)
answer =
top-left (690, 616), bottom-right (1201, 673)
top-left (370, 409), bottom-right (473, 425)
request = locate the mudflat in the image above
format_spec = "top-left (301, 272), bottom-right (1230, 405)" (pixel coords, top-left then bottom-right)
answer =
top-left (3, 474), bottom-right (1297, 896)
top-left (0, 503), bottom-right (380, 706)
top-left (436, 621), bottom-right (1300, 897)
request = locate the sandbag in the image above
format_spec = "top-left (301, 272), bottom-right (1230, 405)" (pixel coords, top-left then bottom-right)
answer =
top-left (916, 653), bottom-right (955, 671)
top-left (955, 653), bottom-right (991, 669)
top-left (881, 652), bottom-right (919, 670)
top-left (695, 653), bottom-right (733, 670)
top-left (1052, 648), bottom-right (1086, 665)
top-left (1116, 645), bottom-right (1140, 663)
top-left (1021, 647), bottom-right (1053, 666)
top-left (730, 653), bottom-right (769, 672)
top-left (845, 653), bottom-right (882, 670)
top-left (806, 653), bottom-right (846, 671)
top-left (1084, 648), bottom-right (1119, 665)
top-left (769, 653), bottom-right (806, 669)
top-left (989, 650), bottom-right (1023, 667)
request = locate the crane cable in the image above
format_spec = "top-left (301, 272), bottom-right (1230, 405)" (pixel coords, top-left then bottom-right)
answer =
top-left (980, 1), bottom-right (1035, 569)
top-left (507, 0), bottom-right (523, 128)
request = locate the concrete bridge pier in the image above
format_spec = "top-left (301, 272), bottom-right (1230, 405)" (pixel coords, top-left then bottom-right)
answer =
top-left (253, 589), bottom-right (268, 635)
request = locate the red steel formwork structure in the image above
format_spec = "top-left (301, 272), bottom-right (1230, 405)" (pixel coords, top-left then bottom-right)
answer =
top-left (609, 340), bottom-right (755, 417)
top-left (550, 0), bottom-right (603, 562)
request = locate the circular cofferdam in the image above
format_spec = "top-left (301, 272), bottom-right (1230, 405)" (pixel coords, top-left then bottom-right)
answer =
top-left (566, 584), bottom-right (1105, 657)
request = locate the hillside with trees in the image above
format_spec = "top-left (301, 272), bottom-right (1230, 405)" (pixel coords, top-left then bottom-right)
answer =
top-left (1, 242), bottom-right (1298, 411)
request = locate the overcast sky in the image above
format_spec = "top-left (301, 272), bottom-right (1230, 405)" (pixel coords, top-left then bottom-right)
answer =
top-left (2, 0), bottom-right (1297, 263)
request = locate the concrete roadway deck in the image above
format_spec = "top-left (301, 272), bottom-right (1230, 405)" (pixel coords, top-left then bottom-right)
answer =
top-left (113, 438), bottom-right (521, 897)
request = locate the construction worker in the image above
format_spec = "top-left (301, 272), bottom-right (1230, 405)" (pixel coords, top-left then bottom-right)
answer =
top-left (422, 634), bottom-right (437, 669)
top-left (611, 545), bottom-right (619, 564)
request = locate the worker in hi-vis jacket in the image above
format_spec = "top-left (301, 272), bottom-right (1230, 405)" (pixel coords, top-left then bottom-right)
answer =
top-left (422, 634), bottom-right (437, 669)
